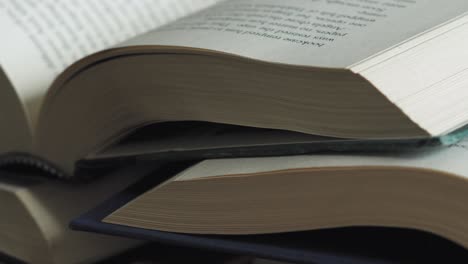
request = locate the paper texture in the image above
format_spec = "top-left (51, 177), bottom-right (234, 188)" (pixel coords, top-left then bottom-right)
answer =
top-left (125, 0), bottom-right (468, 68)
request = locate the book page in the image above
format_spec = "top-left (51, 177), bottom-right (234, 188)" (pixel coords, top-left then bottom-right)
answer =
top-left (175, 136), bottom-right (468, 182)
top-left (0, 0), bottom-right (221, 129)
top-left (124, 0), bottom-right (468, 68)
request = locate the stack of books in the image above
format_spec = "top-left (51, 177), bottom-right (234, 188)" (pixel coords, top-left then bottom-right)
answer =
top-left (2, 0), bottom-right (468, 263)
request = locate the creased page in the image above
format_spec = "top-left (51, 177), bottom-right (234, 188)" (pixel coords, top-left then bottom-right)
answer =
top-left (124, 0), bottom-right (468, 68)
top-left (0, 0), bottom-right (221, 129)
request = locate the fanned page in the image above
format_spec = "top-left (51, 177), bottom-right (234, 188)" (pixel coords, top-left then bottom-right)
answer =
top-left (104, 137), bottom-right (468, 247)
top-left (119, 0), bottom-right (468, 137)
top-left (0, 0), bottom-right (221, 129)
top-left (122, 0), bottom-right (468, 68)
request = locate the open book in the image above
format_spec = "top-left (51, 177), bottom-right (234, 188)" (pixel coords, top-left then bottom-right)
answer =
top-left (0, 164), bottom-right (159, 264)
top-left (104, 137), bottom-right (468, 250)
top-left (2, 0), bottom-right (468, 176)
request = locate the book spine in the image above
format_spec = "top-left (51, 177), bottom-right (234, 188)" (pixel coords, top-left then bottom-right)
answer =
top-left (0, 152), bottom-right (67, 179)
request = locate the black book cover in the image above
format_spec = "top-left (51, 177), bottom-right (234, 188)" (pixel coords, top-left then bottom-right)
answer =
top-left (70, 163), bottom-right (468, 264)
top-left (79, 121), bottom-right (442, 171)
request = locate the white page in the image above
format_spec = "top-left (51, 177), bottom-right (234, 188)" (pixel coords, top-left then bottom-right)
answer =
top-left (124, 0), bottom-right (468, 69)
top-left (0, 0), bottom-right (221, 130)
top-left (176, 138), bottom-right (468, 181)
